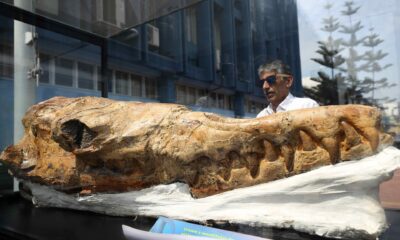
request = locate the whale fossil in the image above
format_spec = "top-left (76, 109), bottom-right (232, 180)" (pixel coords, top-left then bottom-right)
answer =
top-left (0, 96), bottom-right (393, 197)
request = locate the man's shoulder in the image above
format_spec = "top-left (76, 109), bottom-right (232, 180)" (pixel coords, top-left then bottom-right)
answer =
top-left (290, 96), bottom-right (319, 108)
top-left (256, 107), bottom-right (271, 118)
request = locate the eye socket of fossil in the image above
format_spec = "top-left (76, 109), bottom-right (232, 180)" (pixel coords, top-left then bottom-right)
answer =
top-left (0, 97), bottom-right (393, 198)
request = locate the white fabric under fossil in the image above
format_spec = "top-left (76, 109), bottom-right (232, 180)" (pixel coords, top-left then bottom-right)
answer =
top-left (23, 146), bottom-right (400, 239)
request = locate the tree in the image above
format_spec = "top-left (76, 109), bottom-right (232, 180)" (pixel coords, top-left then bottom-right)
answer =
top-left (362, 28), bottom-right (396, 106)
top-left (304, 2), bottom-right (345, 105)
top-left (339, 1), bottom-right (369, 104)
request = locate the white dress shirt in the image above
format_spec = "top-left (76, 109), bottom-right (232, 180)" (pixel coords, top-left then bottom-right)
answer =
top-left (257, 93), bottom-right (319, 118)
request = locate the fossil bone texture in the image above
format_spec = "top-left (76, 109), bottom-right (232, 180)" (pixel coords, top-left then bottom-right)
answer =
top-left (0, 96), bottom-right (393, 198)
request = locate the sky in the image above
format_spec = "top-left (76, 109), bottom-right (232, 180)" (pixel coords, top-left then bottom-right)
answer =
top-left (297, 0), bottom-right (400, 106)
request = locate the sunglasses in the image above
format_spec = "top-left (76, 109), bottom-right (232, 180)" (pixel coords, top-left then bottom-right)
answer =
top-left (261, 74), bottom-right (290, 85)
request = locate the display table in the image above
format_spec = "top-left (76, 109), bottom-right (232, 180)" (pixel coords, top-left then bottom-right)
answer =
top-left (0, 192), bottom-right (398, 240)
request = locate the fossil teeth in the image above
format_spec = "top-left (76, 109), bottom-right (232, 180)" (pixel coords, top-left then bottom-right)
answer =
top-left (228, 151), bottom-right (246, 169)
top-left (360, 127), bottom-right (379, 152)
top-left (299, 130), bottom-right (316, 151)
top-left (263, 140), bottom-right (279, 162)
top-left (217, 157), bottom-right (231, 181)
top-left (341, 121), bottom-right (361, 149)
top-left (246, 153), bottom-right (261, 179)
top-left (281, 144), bottom-right (295, 172)
top-left (321, 137), bottom-right (340, 164)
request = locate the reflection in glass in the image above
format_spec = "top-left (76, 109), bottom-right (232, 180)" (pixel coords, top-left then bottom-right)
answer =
top-left (0, 43), bottom-right (13, 79)
top-left (187, 87), bottom-right (196, 105)
top-left (55, 58), bottom-right (73, 87)
top-left (115, 71), bottom-right (129, 95)
top-left (78, 62), bottom-right (94, 90)
top-left (131, 74), bottom-right (142, 97)
top-left (299, 0), bottom-right (399, 144)
top-left (147, 13), bottom-right (180, 60)
top-left (176, 84), bottom-right (186, 104)
top-left (145, 78), bottom-right (157, 99)
top-left (39, 53), bottom-right (50, 84)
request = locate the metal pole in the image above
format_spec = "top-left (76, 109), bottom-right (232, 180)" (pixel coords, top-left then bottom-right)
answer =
top-left (13, 0), bottom-right (36, 191)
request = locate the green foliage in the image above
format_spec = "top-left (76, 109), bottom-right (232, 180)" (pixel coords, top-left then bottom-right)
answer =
top-left (304, 71), bottom-right (342, 105)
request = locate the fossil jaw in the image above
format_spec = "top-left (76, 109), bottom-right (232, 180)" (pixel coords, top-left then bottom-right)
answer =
top-left (0, 96), bottom-right (393, 197)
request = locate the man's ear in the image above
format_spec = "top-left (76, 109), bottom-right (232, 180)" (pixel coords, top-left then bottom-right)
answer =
top-left (286, 76), bottom-right (294, 88)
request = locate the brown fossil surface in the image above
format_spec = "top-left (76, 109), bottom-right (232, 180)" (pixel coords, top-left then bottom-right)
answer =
top-left (0, 96), bottom-right (393, 198)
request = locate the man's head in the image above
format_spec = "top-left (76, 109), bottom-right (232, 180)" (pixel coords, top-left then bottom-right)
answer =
top-left (258, 60), bottom-right (293, 109)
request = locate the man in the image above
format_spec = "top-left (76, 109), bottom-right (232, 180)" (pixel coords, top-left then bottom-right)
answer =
top-left (257, 60), bottom-right (318, 118)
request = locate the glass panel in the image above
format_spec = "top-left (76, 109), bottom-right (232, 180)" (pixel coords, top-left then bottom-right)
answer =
top-left (187, 87), bottom-right (196, 105)
top-left (131, 74), bottom-right (142, 97)
top-left (186, 7), bottom-right (197, 45)
top-left (0, 0), bottom-right (204, 38)
top-left (0, 15), bottom-right (102, 192)
top-left (78, 62), bottom-right (94, 89)
top-left (145, 78), bottom-right (157, 99)
top-left (176, 84), bottom-right (186, 104)
top-left (218, 93), bottom-right (225, 109)
top-left (0, 43), bottom-right (13, 79)
top-left (210, 92), bottom-right (217, 108)
top-left (39, 53), bottom-right (50, 83)
top-left (55, 58), bottom-right (73, 86)
top-left (0, 1), bottom-right (399, 232)
top-left (147, 12), bottom-right (181, 60)
top-left (213, 5), bottom-right (222, 72)
top-left (115, 71), bottom-right (129, 95)
top-left (96, 67), bottom-right (102, 91)
top-left (103, 0), bottom-right (117, 25)
top-left (297, 0), bottom-right (400, 212)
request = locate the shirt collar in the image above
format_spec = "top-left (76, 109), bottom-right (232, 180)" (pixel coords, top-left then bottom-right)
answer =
top-left (266, 93), bottom-right (294, 113)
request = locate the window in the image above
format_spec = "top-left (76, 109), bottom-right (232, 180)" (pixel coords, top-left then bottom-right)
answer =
top-left (225, 95), bottom-right (233, 110)
top-left (55, 58), bottom-right (73, 86)
top-left (145, 78), bottom-right (157, 99)
top-left (187, 87), bottom-right (196, 105)
top-left (0, 44), bottom-right (13, 79)
top-left (175, 85), bottom-right (233, 110)
top-left (97, 0), bottom-right (125, 27)
top-left (176, 85), bottom-right (186, 104)
top-left (213, 5), bottom-right (222, 71)
top-left (245, 99), bottom-right (265, 114)
top-left (147, 13), bottom-right (180, 60)
top-left (96, 67), bottom-right (102, 91)
top-left (35, 0), bottom-right (59, 16)
top-left (218, 94), bottom-right (225, 109)
top-left (186, 7), bottom-right (197, 44)
top-left (39, 53), bottom-right (50, 84)
top-left (115, 71), bottom-right (129, 95)
top-left (131, 74), bottom-right (142, 97)
top-left (78, 62), bottom-right (94, 89)
top-left (234, 0), bottom-right (242, 10)
top-left (103, 0), bottom-right (117, 25)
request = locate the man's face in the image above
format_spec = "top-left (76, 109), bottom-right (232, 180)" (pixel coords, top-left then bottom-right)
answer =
top-left (260, 71), bottom-right (293, 107)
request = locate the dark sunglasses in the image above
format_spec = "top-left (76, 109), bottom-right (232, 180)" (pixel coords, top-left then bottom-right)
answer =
top-left (261, 74), bottom-right (290, 85)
